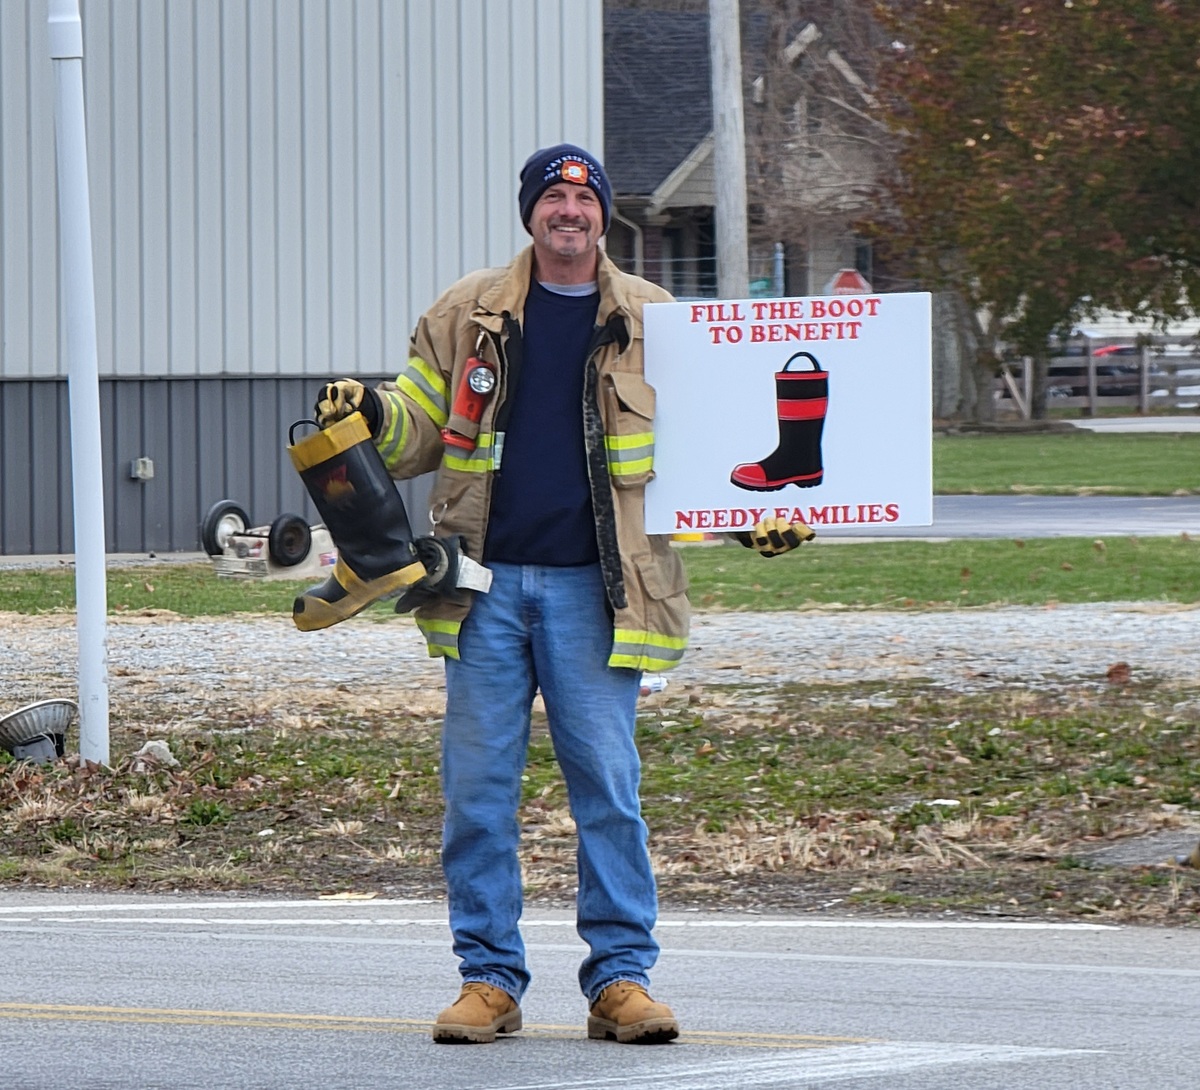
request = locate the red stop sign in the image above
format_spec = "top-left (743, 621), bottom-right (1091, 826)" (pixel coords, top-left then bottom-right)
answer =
top-left (827, 268), bottom-right (873, 294)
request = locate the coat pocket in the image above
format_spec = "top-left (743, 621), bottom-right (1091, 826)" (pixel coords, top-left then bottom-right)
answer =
top-left (602, 371), bottom-right (656, 489)
top-left (632, 543), bottom-right (688, 600)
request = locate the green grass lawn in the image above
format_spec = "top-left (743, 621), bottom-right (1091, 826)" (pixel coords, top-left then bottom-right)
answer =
top-left (933, 431), bottom-right (1200, 495)
top-left (683, 535), bottom-right (1200, 610)
top-left (1, 532), bottom-right (1197, 616)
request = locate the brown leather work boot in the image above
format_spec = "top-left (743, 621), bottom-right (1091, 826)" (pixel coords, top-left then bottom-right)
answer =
top-left (587, 981), bottom-right (679, 1044)
top-left (432, 982), bottom-right (522, 1044)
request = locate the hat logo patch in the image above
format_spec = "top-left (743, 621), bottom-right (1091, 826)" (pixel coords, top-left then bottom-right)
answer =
top-left (561, 160), bottom-right (588, 185)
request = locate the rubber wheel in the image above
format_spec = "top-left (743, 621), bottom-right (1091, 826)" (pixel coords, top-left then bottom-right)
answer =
top-left (268, 514), bottom-right (313, 567)
top-left (200, 500), bottom-right (251, 556)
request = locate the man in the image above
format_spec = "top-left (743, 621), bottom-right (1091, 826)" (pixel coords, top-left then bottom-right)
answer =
top-left (314, 144), bottom-right (809, 1045)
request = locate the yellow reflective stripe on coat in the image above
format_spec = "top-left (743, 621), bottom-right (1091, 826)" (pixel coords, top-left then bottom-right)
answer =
top-left (609, 628), bottom-right (687, 672)
top-left (415, 616), bottom-right (461, 659)
top-left (605, 432), bottom-right (654, 477)
top-left (376, 390), bottom-right (412, 465)
top-left (442, 433), bottom-right (496, 473)
top-left (397, 357), bottom-right (449, 428)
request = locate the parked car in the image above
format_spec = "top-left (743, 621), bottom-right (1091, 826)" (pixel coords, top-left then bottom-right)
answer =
top-left (1046, 344), bottom-right (1141, 397)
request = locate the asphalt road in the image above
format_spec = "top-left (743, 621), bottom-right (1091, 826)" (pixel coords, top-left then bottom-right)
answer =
top-left (2, 892), bottom-right (1199, 1090)
top-left (832, 414), bottom-right (1200, 540)
top-left (827, 494), bottom-right (1200, 540)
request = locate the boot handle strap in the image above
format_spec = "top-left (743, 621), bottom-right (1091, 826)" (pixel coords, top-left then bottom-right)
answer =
top-left (781, 352), bottom-right (823, 374)
top-left (289, 418), bottom-right (321, 445)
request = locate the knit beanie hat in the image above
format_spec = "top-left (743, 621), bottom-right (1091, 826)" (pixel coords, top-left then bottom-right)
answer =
top-left (518, 144), bottom-right (612, 233)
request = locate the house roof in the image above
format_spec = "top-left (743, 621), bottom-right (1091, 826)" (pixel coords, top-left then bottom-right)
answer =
top-left (603, 9), bottom-right (713, 198)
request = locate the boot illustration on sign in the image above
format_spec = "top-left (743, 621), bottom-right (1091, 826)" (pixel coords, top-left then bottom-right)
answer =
top-left (730, 351), bottom-right (828, 491)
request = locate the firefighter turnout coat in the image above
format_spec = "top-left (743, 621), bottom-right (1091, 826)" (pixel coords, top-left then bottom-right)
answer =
top-left (372, 246), bottom-right (689, 673)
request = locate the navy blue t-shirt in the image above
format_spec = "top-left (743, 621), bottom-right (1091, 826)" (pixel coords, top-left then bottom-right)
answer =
top-left (483, 278), bottom-right (600, 565)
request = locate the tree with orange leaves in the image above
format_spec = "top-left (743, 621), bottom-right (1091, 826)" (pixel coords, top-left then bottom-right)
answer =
top-left (874, 0), bottom-right (1199, 417)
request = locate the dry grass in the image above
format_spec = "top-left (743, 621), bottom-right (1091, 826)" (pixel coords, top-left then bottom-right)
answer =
top-left (3, 659), bottom-right (1200, 924)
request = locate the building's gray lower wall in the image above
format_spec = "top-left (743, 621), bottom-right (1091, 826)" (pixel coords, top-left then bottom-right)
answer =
top-left (0, 376), bottom-right (433, 556)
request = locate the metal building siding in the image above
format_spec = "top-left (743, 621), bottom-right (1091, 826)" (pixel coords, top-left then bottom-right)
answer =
top-left (3, 0), bottom-right (604, 381)
top-left (1, 2), bottom-right (61, 381)
top-left (0, 0), bottom-right (603, 554)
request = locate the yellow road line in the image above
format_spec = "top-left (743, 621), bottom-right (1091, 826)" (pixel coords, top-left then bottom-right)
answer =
top-left (0, 1003), bottom-right (872, 1048)
top-left (1, 1002), bottom-right (416, 1024)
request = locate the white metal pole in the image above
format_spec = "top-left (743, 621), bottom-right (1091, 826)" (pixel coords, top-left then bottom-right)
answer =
top-left (709, 0), bottom-right (750, 299)
top-left (47, 0), bottom-right (110, 765)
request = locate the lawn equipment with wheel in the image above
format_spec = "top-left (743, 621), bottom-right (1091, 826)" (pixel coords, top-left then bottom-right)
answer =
top-left (200, 499), bottom-right (336, 581)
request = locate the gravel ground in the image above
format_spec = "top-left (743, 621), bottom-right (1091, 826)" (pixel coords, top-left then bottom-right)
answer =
top-left (3, 602), bottom-right (1199, 717)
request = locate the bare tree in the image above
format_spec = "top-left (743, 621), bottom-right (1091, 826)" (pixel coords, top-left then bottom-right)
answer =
top-left (740, 0), bottom-right (900, 287)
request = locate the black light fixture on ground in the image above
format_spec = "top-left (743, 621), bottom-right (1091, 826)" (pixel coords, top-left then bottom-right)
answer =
top-left (0, 700), bottom-right (79, 765)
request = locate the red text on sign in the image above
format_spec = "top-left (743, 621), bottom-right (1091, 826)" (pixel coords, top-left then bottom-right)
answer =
top-left (673, 503), bottom-right (901, 530)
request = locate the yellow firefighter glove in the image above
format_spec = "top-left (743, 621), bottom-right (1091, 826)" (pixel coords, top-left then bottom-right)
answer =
top-left (315, 379), bottom-right (381, 433)
top-left (735, 517), bottom-right (815, 557)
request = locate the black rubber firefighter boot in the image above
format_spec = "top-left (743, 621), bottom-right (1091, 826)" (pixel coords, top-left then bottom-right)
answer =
top-left (730, 351), bottom-right (829, 491)
top-left (287, 412), bottom-right (426, 631)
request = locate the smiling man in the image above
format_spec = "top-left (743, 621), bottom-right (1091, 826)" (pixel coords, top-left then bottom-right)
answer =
top-left (420, 143), bottom-right (687, 1046)
top-left (314, 143), bottom-right (685, 1045)
top-left (310, 143), bottom-right (809, 1047)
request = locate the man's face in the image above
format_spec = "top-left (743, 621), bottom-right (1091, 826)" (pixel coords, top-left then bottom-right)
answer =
top-left (528, 181), bottom-right (604, 265)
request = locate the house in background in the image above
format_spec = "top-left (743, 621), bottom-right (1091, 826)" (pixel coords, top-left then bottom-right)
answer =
top-left (603, 5), bottom-right (891, 298)
top-left (602, 8), bottom-right (717, 298)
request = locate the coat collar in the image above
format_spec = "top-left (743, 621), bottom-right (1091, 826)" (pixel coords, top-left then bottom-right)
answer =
top-left (472, 246), bottom-right (642, 339)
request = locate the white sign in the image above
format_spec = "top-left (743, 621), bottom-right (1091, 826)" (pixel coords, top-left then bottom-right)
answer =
top-left (643, 292), bottom-right (932, 536)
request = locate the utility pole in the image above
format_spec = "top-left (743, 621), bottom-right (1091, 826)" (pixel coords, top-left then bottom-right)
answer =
top-left (709, 0), bottom-right (749, 299)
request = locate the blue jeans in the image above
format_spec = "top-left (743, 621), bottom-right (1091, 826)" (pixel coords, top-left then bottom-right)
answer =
top-left (441, 562), bottom-right (659, 1003)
